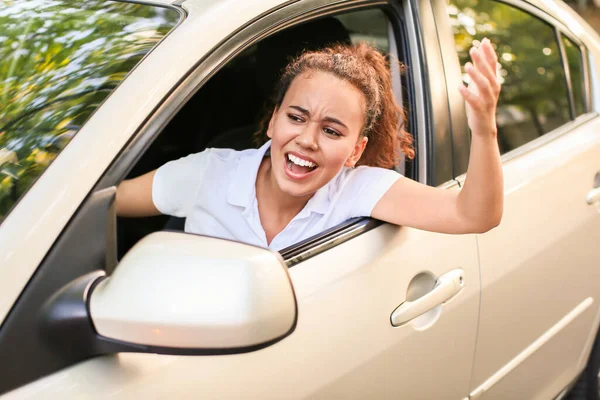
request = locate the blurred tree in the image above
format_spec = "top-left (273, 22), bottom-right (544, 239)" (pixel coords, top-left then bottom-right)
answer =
top-left (0, 0), bottom-right (180, 219)
top-left (447, 0), bottom-right (571, 153)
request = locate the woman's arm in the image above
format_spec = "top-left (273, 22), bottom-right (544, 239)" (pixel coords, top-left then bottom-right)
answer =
top-left (115, 170), bottom-right (162, 217)
top-left (372, 37), bottom-right (503, 234)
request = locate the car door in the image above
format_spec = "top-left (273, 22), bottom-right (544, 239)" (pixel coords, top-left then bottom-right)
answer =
top-left (1, 0), bottom-right (483, 398)
top-left (441, 0), bottom-right (600, 398)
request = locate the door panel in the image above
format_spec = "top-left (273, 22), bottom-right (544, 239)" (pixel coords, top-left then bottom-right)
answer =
top-left (3, 222), bottom-right (481, 399)
top-left (469, 117), bottom-right (600, 399)
top-left (285, 223), bottom-right (480, 399)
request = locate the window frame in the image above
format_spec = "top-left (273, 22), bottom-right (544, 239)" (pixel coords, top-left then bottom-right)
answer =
top-left (410, 0), bottom-right (456, 187)
top-left (558, 30), bottom-right (591, 118)
top-left (94, 0), bottom-right (448, 266)
top-left (553, 20), bottom-right (592, 118)
top-left (445, 0), bottom-right (596, 179)
top-left (431, 0), bottom-right (470, 182)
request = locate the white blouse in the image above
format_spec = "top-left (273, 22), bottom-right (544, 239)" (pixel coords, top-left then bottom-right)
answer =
top-left (152, 141), bottom-right (401, 251)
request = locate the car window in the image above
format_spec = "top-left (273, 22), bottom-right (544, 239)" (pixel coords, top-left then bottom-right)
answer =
top-left (562, 35), bottom-right (587, 117)
top-left (0, 0), bottom-right (181, 222)
top-left (335, 9), bottom-right (390, 52)
top-left (197, 7), bottom-right (394, 150)
top-left (117, 7), bottom-right (408, 260)
top-left (447, 0), bottom-right (571, 154)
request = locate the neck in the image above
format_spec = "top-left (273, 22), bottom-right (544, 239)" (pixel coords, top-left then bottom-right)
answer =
top-left (255, 157), bottom-right (313, 244)
top-left (257, 157), bottom-right (312, 217)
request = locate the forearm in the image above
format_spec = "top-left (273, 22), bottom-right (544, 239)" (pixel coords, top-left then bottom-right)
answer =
top-left (452, 37), bottom-right (503, 232)
top-left (457, 131), bottom-right (503, 231)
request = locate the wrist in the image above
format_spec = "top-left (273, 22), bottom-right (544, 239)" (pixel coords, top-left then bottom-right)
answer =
top-left (471, 123), bottom-right (498, 139)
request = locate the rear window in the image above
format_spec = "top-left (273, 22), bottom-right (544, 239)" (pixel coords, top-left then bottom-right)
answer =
top-left (0, 0), bottom-right (181, 220)
top-left (447, 0), bottom-right (571, 155)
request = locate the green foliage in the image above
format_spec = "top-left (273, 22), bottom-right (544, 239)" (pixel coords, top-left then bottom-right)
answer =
top-left (0, 0), bottom-right (180, 220)
top-left (447, 0), bottom-right (572, 153)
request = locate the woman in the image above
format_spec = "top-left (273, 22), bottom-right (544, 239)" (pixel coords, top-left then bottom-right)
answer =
top-left (116, 39), bottom-right (503, 250)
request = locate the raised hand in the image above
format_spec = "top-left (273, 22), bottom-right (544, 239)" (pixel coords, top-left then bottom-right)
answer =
top-left (458, 37), bottom-right (501, 138)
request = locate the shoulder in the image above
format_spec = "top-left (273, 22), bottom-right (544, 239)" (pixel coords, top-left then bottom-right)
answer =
top-left (166, 147), bottom-right (252, 169)
top-left (204, 147), bottom-right (262, 165)
top-left (331, 166), bottom-right (402, 218)
top-left (336, 165), bottom-right (402, 187)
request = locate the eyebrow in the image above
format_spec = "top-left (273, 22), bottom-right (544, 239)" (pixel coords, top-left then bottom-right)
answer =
top-left (289, 105), bottom-right (348, 129)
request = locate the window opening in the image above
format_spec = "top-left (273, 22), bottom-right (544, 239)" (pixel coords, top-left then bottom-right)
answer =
top-left (447, 0), bottom-right (571, 154)
top-left (116, 8), bottom-right (411, 259)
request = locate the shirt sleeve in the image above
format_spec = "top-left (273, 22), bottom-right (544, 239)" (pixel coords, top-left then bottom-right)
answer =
top-left (341, 166), bottom-right (403, 218)
top-left (152, 149), bottom-right (212, 217)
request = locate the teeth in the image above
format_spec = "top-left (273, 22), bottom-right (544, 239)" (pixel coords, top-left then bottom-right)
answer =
top-left (287, 153), bottom-right (315, 168)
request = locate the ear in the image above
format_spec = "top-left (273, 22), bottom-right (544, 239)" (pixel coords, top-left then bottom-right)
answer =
top-left (266, 108), bottom-right (278, 139)
top-left (344, 136), bottom-right (368, 168)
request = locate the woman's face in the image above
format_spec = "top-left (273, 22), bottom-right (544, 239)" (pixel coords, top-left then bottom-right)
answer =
top-left (266, 70), bottom-right (368, 198)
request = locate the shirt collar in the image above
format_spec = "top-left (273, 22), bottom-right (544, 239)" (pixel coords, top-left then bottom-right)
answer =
top-left (227, 140), bottom-right (331, 216)
top-left (227, 140), bottom-right (271, 212)
top-left (300, 181), bottom-right (330, 216)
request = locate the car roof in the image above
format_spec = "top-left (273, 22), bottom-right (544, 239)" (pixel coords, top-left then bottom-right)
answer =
top-left (172, 0), bottom-right (598, 45)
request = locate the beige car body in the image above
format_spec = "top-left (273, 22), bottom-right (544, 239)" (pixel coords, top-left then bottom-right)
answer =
top-left (0, 0), bottom-right (599, 398)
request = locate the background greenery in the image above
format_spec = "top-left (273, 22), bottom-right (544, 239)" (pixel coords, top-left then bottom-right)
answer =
top-left (0, 0), bottom-right (179, 220)
top-left (447, 0), bottom-right (581, 154)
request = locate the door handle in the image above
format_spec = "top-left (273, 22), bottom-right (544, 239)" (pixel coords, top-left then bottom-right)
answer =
top-left (587, 187), bottom-right (600, 205)
top-left (391, 269), bottom-right (464, 327)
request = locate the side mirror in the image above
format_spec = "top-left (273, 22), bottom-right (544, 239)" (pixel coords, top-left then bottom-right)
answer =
top-left (43, 232), bottom-right (297, 355)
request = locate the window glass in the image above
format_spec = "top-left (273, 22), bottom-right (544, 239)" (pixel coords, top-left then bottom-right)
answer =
top-left (0, 0), bottom-right (180, 221)
top-left (447, 0), bottom-right (571, 154)
top-left (335, 9), bottom-right (390, 52)
top-left (562, 36), bottom-right (586, 117)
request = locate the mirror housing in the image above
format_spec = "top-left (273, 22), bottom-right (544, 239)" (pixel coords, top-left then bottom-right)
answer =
top-left (42, 232), bottom-right (296, 355)
top-left (89, 232), bottom-right (297, 352)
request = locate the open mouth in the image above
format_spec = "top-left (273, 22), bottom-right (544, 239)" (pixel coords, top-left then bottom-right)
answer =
top-left (285, 152), bottom-right (318, 178)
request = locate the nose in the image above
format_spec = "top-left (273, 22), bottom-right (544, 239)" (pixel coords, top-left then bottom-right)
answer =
top-left (295, 123), bottom-right (319, 151)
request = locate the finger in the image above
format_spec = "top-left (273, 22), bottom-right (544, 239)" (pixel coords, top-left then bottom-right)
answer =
top-left (480, 38), bottom-right (498, 65)
top-left (465, 62), bottom-right (494, 101)
top-left (471, 42), bottom-right (502, 96)
top-left (479, 39), bottom-right (502, 88)
top-left (480, 39), bottom-right (502, 88)
top-left (458, 83), bottom-right (483, 111)
top-left (470, 45), bottom-right (497, 85)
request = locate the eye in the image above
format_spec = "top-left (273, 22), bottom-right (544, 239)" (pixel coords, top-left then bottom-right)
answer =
top-left (323, 127), bottom-right (342, 137)
top-left (287, 113), bottom-right (304, 123)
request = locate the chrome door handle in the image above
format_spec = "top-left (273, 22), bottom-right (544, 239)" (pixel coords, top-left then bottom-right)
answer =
top-left (391, 269), bottom-right (464, 327)
top-left (587, 187), bottom-right (600, 205)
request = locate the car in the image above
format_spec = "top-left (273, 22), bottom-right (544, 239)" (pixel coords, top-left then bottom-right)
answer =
top-left (0, 0), bottom-right (599, 398)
